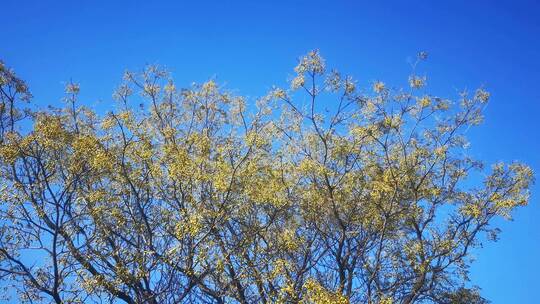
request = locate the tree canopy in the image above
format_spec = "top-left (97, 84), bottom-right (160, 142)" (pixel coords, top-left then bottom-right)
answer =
top-left (0, 51), bottom-right (532, 303)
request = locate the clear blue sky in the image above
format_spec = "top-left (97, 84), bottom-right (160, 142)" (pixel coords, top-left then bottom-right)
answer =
top-left (2, 0), bottom-right (539, 302)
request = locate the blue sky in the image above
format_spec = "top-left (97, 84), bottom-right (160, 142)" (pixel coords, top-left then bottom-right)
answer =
top-left (2, 0), bottom-right (539, 302)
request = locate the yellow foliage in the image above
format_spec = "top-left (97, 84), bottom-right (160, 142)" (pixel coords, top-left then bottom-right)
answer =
top-left (0, 51), bottom-right (532, 304)
top-left (301, 279), bottom-right (349, 304)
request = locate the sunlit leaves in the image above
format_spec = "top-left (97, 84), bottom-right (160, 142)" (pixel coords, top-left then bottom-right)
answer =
top-left (0, 51), bottom-right (532, 304)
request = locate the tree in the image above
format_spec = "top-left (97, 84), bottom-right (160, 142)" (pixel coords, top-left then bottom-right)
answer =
top-left (0, 51), bottom-right (532, 303)
top-left (439, 287), bottom-right (489, 304)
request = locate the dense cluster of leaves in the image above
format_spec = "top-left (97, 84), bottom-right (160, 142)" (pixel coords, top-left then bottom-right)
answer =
top-left (0, 52), bottom-right (532, 303)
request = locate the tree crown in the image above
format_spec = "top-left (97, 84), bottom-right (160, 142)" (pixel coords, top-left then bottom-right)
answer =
top-left (0, 52), bottom-right (532, 303)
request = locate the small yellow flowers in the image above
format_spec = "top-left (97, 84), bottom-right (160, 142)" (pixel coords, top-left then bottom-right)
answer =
top-left (295, 49), bottom-right (325, 75)
top-left (101, 115), bottom-right (116, 130)
top-left (0, 52), bottom-right (532, 304)
top-left (301, 279), bottom-right (349, 304)
top-left (434, 97), bottom-right (450, 110)
top-left (166, 147), bottom-right (192, 180)
top-left (291, 75), bottom-right (305, 90)
top-left (409, 75), bottom-right (426, 89)
top-left (474, 88), bottom-right (490, 103)
top-left (113, 84), bottom-right (133, 101)
top-left (230, 96), bottom-right (246, 123)
top-left (382, 114), bottom-right (402, 129)
top-left (245, 131), bottom-right (268, 148)
top-left (272, 88), bottom-right (287, 99)
top-left (434, 145), bottom-right (447, 158)
top-left (164, 81), bottom-right (176, 93)
top-left (418, 96), bottom-right (431, 107)
top-left (298, 158), bottom-right (326, 175)
top-left (279, 228), bottom-right (300, 251)
top-left (116, 110), bottom-right (135, 129)
top-left (373, 81), bottom-right (385, 93)
top-left (461, 203), bottom-right (482, 218)
top-left (143, 83), bottom-right (160, 96)
top-left (325, 70), bottom-right (341, 92)
top-left (378, 296), bottom-right (393, 304)
top-left (291, 50), bottom-right (325, 90)
top-left (136, 140), bottom-right (153, 161)
top-left (350, 124), bottom-right (380, 142)
top-left (175, 213), bottom-right (203, 238)
top-left (0, 133), bottom-right (20, 164)
top-left (65, 82), bottom-right (80, 94)
top-left (34, 114), bottom-right (71, 150)
top-left (344, 77), bottom-right (356, 94)
top-left (72, 134), bottom-right (114, 172)
top-left (202, 79), bottom-right (217, 93)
